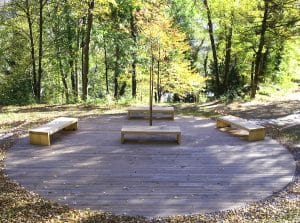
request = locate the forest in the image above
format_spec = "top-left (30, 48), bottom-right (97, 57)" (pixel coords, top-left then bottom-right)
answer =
top-left (0, 0), bottom-right (299, 105)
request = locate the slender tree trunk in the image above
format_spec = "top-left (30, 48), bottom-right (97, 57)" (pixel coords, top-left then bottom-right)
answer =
top-left (81, 17), bottom-right (85, 97)
top-left (82, 0), bottom-right (94, 101)
top-left (58, 49), bottom-right (69, 103)
top-left (37, 0), bottom-right (45, 103)
top-left (251, 0), bottom-right (269, 99)
top-left (203, 0), bottom-right (220, 97)
top-left (149, 48), bottom-right (154, 126)
top-left (65, 4), bottom-right (77, 101)
top-left (69, 59), bottom-right (76, 99)
top-left (104, 40), bottom-right (109, 94)
top-left (52, 4), bottom-right (69, 103)
top-left (250, 53), bottom-right (255, 92)
top-left (74, 19), bottom-right (82, 99)
top-left (74, 18), bottom-right (82, 99)
top-left (204, 52), bottom-right (209, 90)
top-left (204, 52), bottom-right (208, 78)
top-left (114, 42), bottom-right (120, 99)
top-left (223, 16), bottom-right (233, 92)
top-left (25, 0), bottom-right (38, 100)
top-left (157, 46), bottom-right (161, 103)
top-left (130, 9), bottom-right (138, 98)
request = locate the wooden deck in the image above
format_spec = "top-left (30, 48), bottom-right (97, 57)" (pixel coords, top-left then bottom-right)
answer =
top-left (4, 115), bottom-right (296, 218)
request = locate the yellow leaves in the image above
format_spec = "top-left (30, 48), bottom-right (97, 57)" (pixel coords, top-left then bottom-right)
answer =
top-left (138, 1), bottom-right (190, 58)
top-left (161, 56), bottom-right (205, 96)
top-left (93, 0), bottom-right (116, 16)
top-left (135, 1), bottom-right (204, 96)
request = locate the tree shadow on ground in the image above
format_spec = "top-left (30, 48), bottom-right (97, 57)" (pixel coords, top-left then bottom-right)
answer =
top-left (174, 100), bottom-right (300, 120)
top-left (4, 115), bottom-right (296, 219)
top-left (229, 100), bottom-right (300, 119)
top-left (3, 104), bottom-right (113, 114)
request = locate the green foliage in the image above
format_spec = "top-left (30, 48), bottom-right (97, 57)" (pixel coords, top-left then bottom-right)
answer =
top-left (0, 0), bottom-right (299, 105)
top-left (0, 74), bottom-right (34, 105)
top-left (0, 12), bottom-right (35, 105)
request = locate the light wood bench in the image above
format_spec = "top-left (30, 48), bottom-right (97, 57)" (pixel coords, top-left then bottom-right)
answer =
top-left (216, 115), bottom-right (265, 141)
top-left (121, 125), bottom-right (181, 144)
top-left (127, 106), bottom-right (175, 120)
top-left (29, 117), bottom-right (78, 146)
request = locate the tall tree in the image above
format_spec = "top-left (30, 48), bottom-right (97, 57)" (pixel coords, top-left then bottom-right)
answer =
top-left (37, 0), bottom-right (46, 102)
top-left (223, 11), bottom-right (234, 92)
top-left (82, 0), bottom-right (94, 101)
top-left (203, 0), bottom-right (220, 97)
top-left (130, 6), bottom-right (138, 98)
top-left (251, 0), bottom-right (269, 98)
top-left (24, 0), bottom-right (38, 100)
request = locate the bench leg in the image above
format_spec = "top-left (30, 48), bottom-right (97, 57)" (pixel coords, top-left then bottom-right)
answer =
top-left (248, 129), bottom-right (266, 141)
top-left (216, 120), bottom-right (231, 128)
top-left (127, 112), bottom-right (131, 120)
top-left (172, 112), bottom-right (175, 120)
top-left (177, 133), bottom-right (181, 144)
top-left (64, 122), bottom-right (78, 131)
top-left (121, 133), bottom-right (125, 143)
top-left (29, 132), bottom-right (50, 146)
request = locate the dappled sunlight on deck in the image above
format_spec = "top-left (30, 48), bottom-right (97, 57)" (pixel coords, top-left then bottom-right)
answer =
top-left (5, 114), bottom-right (296, 218)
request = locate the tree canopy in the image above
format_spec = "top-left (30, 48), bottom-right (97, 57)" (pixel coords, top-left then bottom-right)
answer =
top-left (0, 0), bottom-right (299, 105)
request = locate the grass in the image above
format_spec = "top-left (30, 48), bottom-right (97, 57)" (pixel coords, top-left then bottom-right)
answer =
top-left (0, 103), bottom-right (128, 134)
top-left (0, 96), bottom-right (300, 222)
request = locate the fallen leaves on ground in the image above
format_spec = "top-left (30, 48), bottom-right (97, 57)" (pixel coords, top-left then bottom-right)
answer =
top-left (0, 101), bottom-right (299, 223)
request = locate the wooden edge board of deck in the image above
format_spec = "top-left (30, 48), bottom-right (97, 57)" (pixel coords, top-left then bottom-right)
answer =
top-left (121, 125), bottom-right (181, 144)
top-left (29, 117), bottom-right (78, 146)
top-left (216, 115), bottom-right (265, 141)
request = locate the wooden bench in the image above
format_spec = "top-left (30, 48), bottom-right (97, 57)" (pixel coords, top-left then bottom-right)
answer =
top-left (121, 125), bottom-right (181, 144)
top-left (216, 115), bottom-right (265, 141)
top-left (127, 106), bottom-right (175, 120)
top-left (29, 117), bottom-right (78, 146)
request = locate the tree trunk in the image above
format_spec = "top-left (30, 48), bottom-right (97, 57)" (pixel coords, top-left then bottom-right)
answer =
top-left (149, 50), bottom-right (154, 126)
top-left (57, 48), bottom-right (69, 103)
top-left (130, 9), bottom-right (138, 98)
top-left (223, 17), bottom-right (233, 92)
top-left (203, 0), bottom-right (220, 97)
top-left (74, 19), bottom-right (82, 99)
top-left (37, 0), bottom-right (45, 103)
top-left (82, 0), bottom-right (94, 101)
top-left (250, 53), bottom-right (255, 93)
top-left (65, 5), bottom-right (77, 101)
top-left (81, 17), bottom-right (85, 98)
top-left (204, 52), bottom-right (208, 78)
top-left (52, 4), bottom-right (69, 104)
top-left (157, 46), bottom-right (161, 103)
top-left (104, 40), bottom-right (109, 94)
top-left (37, 0), bottom-right (48, 102)
top-left (114, 42), bottom-right (120, 99)
top-left (25, 0), bottom-right (38, 100)
top-left (251, 0), bottom-right (269, 99)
